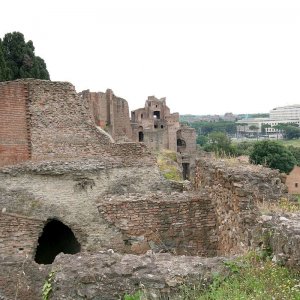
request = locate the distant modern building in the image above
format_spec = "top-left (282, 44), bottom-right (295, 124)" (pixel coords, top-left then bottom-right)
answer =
top-left (270, 105), bottom-right (300, 120)
top-left (236, 105), bottom-right (300, 137)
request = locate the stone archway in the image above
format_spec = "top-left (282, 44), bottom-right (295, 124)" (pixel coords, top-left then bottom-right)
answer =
top-left (34, 219), bottom-right (81, 264)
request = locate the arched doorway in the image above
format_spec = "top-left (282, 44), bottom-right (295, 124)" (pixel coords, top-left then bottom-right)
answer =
top-left (34, 219), bottom-right (81, 264)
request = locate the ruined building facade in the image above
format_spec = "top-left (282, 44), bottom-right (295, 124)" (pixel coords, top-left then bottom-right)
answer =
top-left (131, 96), bottom-right (197, 179)
top-left (0, 79), bottom-right (298, 300)
top-left (79, 91), bottom-right (197, 179)
top-left (79, 89), bottom-right (132, 142)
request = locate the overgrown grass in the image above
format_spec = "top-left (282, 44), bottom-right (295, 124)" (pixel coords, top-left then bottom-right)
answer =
top-left (258, 197), bottom-right (300, 214)
top-left (124, 252), bottom-right (300, 300)
top-left (156, 150), bottom-right (182, 181)
top-left (195, 253), bottom-right (300, 300)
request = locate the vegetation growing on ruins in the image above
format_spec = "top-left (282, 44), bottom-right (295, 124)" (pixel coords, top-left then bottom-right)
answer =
top-left (193, 252), bottom-right (300, 300)
top-left (42, 271), bottom-right (55, 300)
top-left (0, 32), bottom-right (50, 81)
top-left (156, 150), bottom-right (182, 181)
top-left (249, 140), bottom-right (296, 174)
top-left (258, 197), bottom-right (300, 214)
top-left (124, 252), bottom-right (300, 300)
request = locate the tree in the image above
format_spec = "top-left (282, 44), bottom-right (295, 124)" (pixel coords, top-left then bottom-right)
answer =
top-left (249, 140), bottom-right (296, 173)
top-left (288, 146), bottom-right (300, 166)
top-left (283, 125), bottom-right (300, 140)
top-left (249, 125), bottom-right (259, 139)
top-left (203, 132), bottom-right (237, 156)
top-left (196, 135), bottom-right (208, 146)
top-left (0, 39), bottom-right (10, 81)
top-left (0, 31), bottom-right (49, 81)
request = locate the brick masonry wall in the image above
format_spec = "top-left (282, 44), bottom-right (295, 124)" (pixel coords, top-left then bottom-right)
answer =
top-left (80, 89), bottom-right (131, 142)
top-left (195, 155), bottom-right (287, 255)
top-left (286, 166), bottom-right (300, 194)
top-left (98, 192), bottom-right (218, 256)
top-left (0, 212), bottom-right (44, 260)
top-left (27, 80), bottom-right (114, 161)
top-left (112, 96), bottom-right (132, 141)
top-left (0, 162), bottom-right (171, 257)
top-left (0, 79), bottom-right (154, 168)
top-left (80, 90), bottom-right (108, 127)
top-left (0, 81), bottom-right (31, 166)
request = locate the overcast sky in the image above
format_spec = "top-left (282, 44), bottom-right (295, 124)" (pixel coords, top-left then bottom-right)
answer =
top-left (1, 0), bottom-right (300, 115)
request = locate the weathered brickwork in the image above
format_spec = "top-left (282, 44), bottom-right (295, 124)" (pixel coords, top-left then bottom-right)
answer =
top-left (131, 96), bottom-right (196, 155)
top-left (0, 213), bottom-right (44, 260)
top-left (0, 81), bottom-right (31, 166)
top-left (98, 192), bottom-right (218, 256)
top-left (131, 96), bottom-right (197, 178)
top-left (0, 80), bottom-right (154, 168)
top-left (2, 79), bottom-right (299, 299)
top-left (286, 166), bottom-right (300, 194)
top-left (195, 155), bottom-right (287, 255)
top-left (80, 89), bottom-right (132, 142)
top-left (0, 161), bottom-right (171, 259)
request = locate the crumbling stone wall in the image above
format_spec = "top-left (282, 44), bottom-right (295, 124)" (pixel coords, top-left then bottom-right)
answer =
top-left (80, 89), bottom-right (132, 142)
top-left (254, 213), bottom-right (300, 268)
top-left (0, 160), bottom-right (171, 260)
top-left (195, 155), bottom-right (287, 255)
top-left (28, 80), bottom-right (112, 160)
top-left (0, 213), bottom-right (44, 260)
top-left (0, 79), bottom-right (154, 168)
top-left (49, 252), bottom-right (228, 300)
top-left (0, 251), bottom-right (228, 300)
top-left (0, 81), bottom-right (31, 166)
top-left (98, 192), bottom-right (218, 256)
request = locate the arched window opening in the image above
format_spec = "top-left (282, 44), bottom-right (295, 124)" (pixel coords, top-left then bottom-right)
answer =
top-left (34, 219), bottom-right (81, 264)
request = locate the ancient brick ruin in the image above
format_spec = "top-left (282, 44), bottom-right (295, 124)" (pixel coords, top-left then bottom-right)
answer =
top-left (0, 79), bottom-right (299, 299)
top-left (79, 89), bottom-right (132, 142)
top-left (79, 91), bottom-right (197, 179)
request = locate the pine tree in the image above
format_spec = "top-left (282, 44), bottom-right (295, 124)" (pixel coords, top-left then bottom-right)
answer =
top-left (0, 31), bottom-right (50, 82)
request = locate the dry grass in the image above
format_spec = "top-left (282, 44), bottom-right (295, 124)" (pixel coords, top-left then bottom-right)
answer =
top-left (257, 198), bottom-right (300, 214)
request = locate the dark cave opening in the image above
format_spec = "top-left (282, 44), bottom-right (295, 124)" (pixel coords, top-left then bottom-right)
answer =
top-left (34, 219), bottom-right (81, 264)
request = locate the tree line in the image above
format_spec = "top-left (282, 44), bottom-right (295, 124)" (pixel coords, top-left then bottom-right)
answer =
top-left (0, 32), bottom-right (50, 81)
top-left (198, 132), bottom-right (298, 174)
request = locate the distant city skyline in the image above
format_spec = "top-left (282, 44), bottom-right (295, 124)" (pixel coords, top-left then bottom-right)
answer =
top-left (1, 0), bottom-right (300, 115)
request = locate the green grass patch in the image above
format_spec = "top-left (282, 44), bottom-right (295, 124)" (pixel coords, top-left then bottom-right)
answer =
top-left (156, 150), bottom-right (182, 181)
top-left (189, 253), bottom-right (300, 300)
